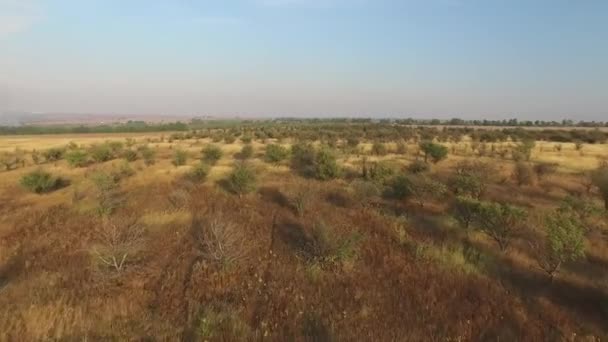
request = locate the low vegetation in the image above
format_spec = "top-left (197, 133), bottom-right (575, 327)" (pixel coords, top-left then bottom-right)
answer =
top-left (0, 120), bottom-right (607, 340)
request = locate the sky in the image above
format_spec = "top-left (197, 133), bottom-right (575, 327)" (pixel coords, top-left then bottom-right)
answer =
top-left (0, 0), bottom-right (607, 120)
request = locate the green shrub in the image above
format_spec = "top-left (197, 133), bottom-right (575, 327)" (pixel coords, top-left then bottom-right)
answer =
top-left (449, 160), bottom-right (493, 199)
top-left (91, 171), bottom-right (121, 216)
top-left (202, 145), bottom-right (223, 164)
top-left (228, 163), bottom-right (256, 196)
top-left (591, 166), bottom-right (608, 210)
top-left (123, 149), bottom-right (138, 162)
top-left (351, 179), bottom-right (381, 206)
top-left (190, 162), bottom-right (211, 182)
top-left (452, 196), bottom-right (482, 230)
top-left (90, 144), bottom-right (114, 163)
top-left (42, 148), bottom-right (65, 162)
top-left (532, 210), bottom-right (585, 280)
top-left (361, 160), bottom-right (394, 185)
top-left (264, 144), bottom-right (289, 164)
top-left (20, 169), bottom-right (62, 194)
top-left (409, 175), bottom-right (448, 207)
top-left (314, 147), bottom-right (341, 180)
top-left (407, 160), bottom-right (430, 174)
top-left (65, 150), bottom-right (89, 167)
top-left (390, 174), bottom-right (413, 200)
top-left (240, 135), bottom-right (253, 144)
top-left (140, 145), bottom-right (156, 166)
top-left (238, 145), bottom-right (254, 160)
top-left (513, 162), bottom-right (535, 186)
top-left (371, 142), bottom-right (388, 156)
top-left (291, 142), bottom-right (316, 176)
top-left (419, 142), bottom-right (448, 163)
top-left (474, 201), bottom-right (527, 251)
top-left (172, 149), bottom-right (188, 167)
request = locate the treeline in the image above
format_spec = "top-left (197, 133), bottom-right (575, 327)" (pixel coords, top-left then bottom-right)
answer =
top-left (0, 121), bottom-right (188, 135)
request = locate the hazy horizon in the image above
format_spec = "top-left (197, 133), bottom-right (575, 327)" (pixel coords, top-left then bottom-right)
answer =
top-left (1, 0), bottom-right (607, 120)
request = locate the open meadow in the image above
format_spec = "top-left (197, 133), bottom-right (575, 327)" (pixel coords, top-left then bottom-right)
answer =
top-left (0, 122), bottom-right (607, 340)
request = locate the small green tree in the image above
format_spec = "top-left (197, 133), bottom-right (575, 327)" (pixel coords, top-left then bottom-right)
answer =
top-left (390, 174), bottom-right (413, 200)
top-left (228, 163), bottom-right (257, 197)
top-left (474, 201), bottom-right (527, 252)
top-left (449, 160), bottom-right (493, 199)
top-left (20, 169), bottom-right (62, 194)
top-left (140, 145), bottom-right (156, 166)
top-left (202, 145), bottom-right (223, 164)
top-left (452, 196), bottom-right (482, 230)
top-left (514, 139), bottom-right (535, 161)
top-left (591, 166), bottom-right (608, 210)
top-left (291, 142), bottom-right (316, 176)
top-left (314, 147), bottom-right (341, 180)
top-left (407, 160), bottom-right (430, 174)
top-left (42, 148), bottom-right (65, 162)
top-left (419, 142), bottom-right (448, 163)
top-left (65, 150), bottom-right (89, 167)
top-left (190, 162), bottom-right (211, 182)
top-left (123, 149), bottom-right (138, 162)
top-left (532, 211), bottom-right (585, 281)
top-left (371, 142), bottom-right (388, 156)
top-left (91, 171), bottom-right (121, 216)
top-left (238, 144), bottom-right (254, 160)
top-left (172, 149), bottom-right (188, 166)
top-left (410, 175), bottom-right (448, 207)
top-left (264, 144), bottom-right (289, 164)
top-left (90, 144), bottom-right (114, 163)
top-left (513, 162), bottom-right (535, 186)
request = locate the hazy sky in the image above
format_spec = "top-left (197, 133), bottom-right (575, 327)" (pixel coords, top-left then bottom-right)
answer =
top-left (1, 0), bottom-right (607, 119)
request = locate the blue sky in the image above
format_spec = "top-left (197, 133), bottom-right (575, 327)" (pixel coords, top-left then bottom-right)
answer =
top-left (0, 0), bottom-right (607, 119)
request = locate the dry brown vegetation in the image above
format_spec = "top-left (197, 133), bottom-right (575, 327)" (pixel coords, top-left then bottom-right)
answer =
top-left (0, 123), bottom-right (607, 340)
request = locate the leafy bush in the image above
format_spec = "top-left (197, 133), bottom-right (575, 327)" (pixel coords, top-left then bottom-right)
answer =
top-left (531, 210), bottom-right (585, 280)
top-left (591, 166), bottom-right (608, 210)
top-left (306, 221), bottom-right (361, 264)
top-left (65, 150), bottom-right (89, 167)
top-left (172, 149), bottom-right (188, 166)
top-left (409, 175), bottom-right (448, 207)
top-left (419, 142), bottom-right (448, 163)
top-left (90, 144), bottom-right (114, 163)
top-left (371, 142), bottom-right (388, 156)
top-left (407, 160), bottom-right (430, 174)
top-left (287, 184), bottom-right (314, 217)
top-left (91, 171), bottom-right (121, 216)
top-left (351, 179), bottom-right (381, 206)
top-left (228, 163), bottom-right (256, 196)
top-left (452, 196), bottom-right (482, 230)
top-left (42, 148), bottom-right (65, 162)
top-left (238, 145), bottom-right (254, 160)
top-left (291, 142), bottom-right (316, 176)
top-left (202, 145), bottom-right (223, 164)
top-left (513, 162), bottom-right (535, 186)
top-left (190, 162), bottom-right (211, 182)
top-left (123, 149), bottom-right (138, 162)
top-left (474, 201), bottom-right (527, 251)
top-left (140, 145), bottom-right (156, 166)
top-left (240, 135), bottom-right (253, 144)
top-left (390, 174), bottom-right (413, 200)
top-left (449, 160), bottom-right (493, 199)
top-left (264, 144), bottom-right (289, 164)
top-left (514, 139), bottom-right (535, 161)
top-left (361, 160), bottom-right (395, 185)
top-left (314, 147), bottom-right (341, 180)
top-left (20, 169), bottom-right (62, 194)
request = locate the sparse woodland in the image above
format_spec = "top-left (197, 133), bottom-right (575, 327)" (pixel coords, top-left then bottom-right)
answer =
top-left (0, 120), bottom-right (607, 340)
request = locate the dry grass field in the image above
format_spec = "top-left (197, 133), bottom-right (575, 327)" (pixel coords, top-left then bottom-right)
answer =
top-left (0, 124), bottom-right (607, 340)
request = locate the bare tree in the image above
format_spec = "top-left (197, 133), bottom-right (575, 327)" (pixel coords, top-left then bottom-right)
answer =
top-left (91, 217), bottom-right (145, 273)
top-left (192, 214), bottom-right (250, 268)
